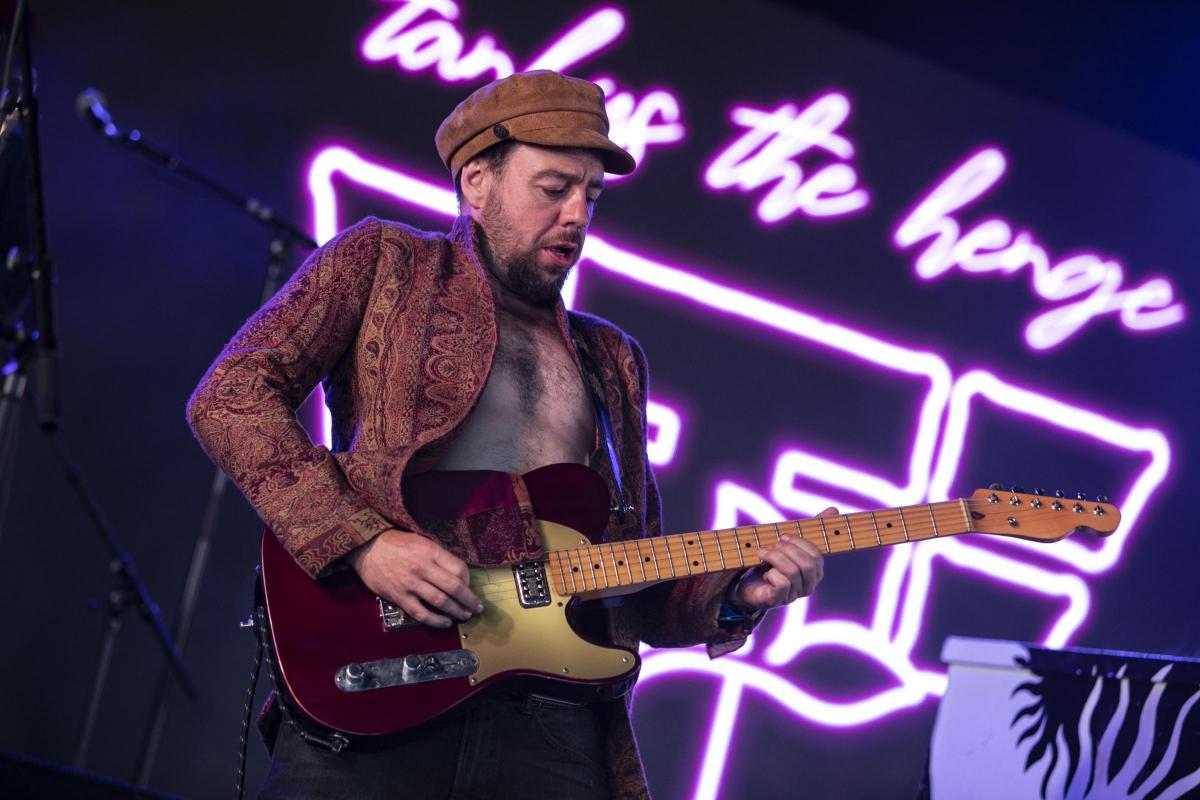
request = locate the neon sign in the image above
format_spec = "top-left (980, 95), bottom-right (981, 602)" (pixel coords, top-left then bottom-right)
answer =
top-left (705, 93), bottom-right (870, 222)
top-left (894, 148), bottom-right (1186, 350)
top-left (360, 2), bottom-right (1186, 351)
top-left (321, 4), bottom-right (1188, 796)
top-left (305, 141), bottom-right (1171, 800)
top-left (360, 2), bottom-right (623, 81)
top-left (359, 2), bottom-right (685, 173)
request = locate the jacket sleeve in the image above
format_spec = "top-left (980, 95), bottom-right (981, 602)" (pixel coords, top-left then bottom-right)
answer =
top-left (612, 336), bottom-right (761, 658)
top-left (185, 217), bottom-right (395, 577)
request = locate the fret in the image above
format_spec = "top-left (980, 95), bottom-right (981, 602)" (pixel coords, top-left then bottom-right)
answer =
top-left (897, 507), bottom-right (911, 542)
top-left (958, 499), bottom-right (972, 533)
top-left (773, 522), bottom-right (785, 543)
top-left (926, 504), bottom-right (940, 537)
top-left (646, 538), bottom-right (662, 580)
top-left (816, 516), bottom-right (832, 553)
top-left (869, 511), bottom-right (882, 546)
top-left (608, 544), bottom-right (623, 586)
top-left (843, 514), bottom-right (856, 550)
top-left (567, 547), bottom-right (592, 592)
top-left (662, 535), bottom-right (679, 578)
top-left (593, 546), bottom-right (611, 588)
top-left (713, 530), bottom-right (728, 570)
top-left (554, 550), bottom-right (574, 594)
top-left (724, 532), bottom-right (744, 568)
top-left (691, 535), bottom-right (708, 573)
top-left (619, 540), bottom-right (637, 585)
top-left (751, 525), bottom-right (763, 550)
top-left (680, 535), bottom-right (697, 575)
top-left (549, 550), bottom-right (561, 594)
top-left (629, 540), bottom-right (647, 582)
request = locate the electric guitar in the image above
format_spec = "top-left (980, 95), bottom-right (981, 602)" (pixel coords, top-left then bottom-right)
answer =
top-left (258, 463), bottom-right (1120, 737)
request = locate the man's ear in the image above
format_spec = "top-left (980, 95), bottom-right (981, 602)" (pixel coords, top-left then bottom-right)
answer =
top-left (460, 158), bottom-right (490, 213)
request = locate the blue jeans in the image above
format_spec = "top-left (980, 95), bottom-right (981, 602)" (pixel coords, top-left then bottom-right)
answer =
top-left (258, 694), bottom-right (609, 799)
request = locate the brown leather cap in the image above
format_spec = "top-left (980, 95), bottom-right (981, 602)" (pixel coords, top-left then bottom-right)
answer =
top-left (435, 70), bottom-right (636, 177)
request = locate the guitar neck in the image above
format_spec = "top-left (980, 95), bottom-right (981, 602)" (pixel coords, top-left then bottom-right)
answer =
top-left (547, 499), bottom-right (974, 597)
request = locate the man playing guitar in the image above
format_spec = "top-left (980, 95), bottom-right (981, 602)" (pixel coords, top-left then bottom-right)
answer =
top-left (188, 70), bottom-right (825, 799)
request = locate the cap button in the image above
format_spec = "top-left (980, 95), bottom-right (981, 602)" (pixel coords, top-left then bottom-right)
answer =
top-left (492, 124), bottom-right (510, 140)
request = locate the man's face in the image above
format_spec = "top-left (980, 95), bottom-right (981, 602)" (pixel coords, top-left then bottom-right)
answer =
top-left (471, 144), bottom-right (605, 304)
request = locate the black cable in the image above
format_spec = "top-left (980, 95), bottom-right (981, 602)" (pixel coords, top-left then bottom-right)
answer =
top-left (235, 608), bottom-right (265, 800)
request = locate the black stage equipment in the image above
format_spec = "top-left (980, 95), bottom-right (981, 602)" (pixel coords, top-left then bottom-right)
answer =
top-left (0, 0), bottom-right (198, 778)
top-left (69, 85), bottom-right (317, 787)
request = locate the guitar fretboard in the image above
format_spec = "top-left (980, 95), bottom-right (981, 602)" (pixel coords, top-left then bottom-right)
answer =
top-left (546, 499), bottom-right (973, 596)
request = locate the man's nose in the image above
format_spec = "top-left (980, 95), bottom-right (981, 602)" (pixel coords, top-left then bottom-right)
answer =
top-left (560, 189), bottom-right (591, 227)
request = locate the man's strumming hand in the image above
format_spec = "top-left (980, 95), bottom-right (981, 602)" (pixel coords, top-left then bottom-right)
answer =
top-left (728, 506), bottom-right (832, 612)
top-left (346, 530), bottom-right (484, 629)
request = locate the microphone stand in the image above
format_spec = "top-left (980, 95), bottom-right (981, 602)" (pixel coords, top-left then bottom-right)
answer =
top-left (85, 105), bottom-right (314, 244)
top-left (0, 0), bottom-right (199, 772)
top-left (82, 103), bottom-right (318, 786)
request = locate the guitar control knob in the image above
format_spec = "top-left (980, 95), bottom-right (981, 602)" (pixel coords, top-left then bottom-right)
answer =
top-left (403, 654), bottom-right (425, 679)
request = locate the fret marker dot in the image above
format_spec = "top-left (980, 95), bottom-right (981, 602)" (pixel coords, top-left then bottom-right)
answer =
top-left (886, 523), bottom-right (893, 528)
top-left (692, 561), bottom-right (700, 567)
top-left (618, 560), bottom-right (624, 566)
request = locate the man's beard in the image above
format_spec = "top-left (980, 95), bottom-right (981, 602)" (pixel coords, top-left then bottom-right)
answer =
top-left (477, 192), bottom-right (578, 304)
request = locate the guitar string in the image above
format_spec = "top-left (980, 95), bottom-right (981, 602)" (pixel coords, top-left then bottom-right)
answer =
top-left (466, 499), bottom-right (1112, 600)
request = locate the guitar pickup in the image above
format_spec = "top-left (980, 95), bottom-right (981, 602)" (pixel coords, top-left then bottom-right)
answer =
top-left (513, 562), bottom-right (551, 608)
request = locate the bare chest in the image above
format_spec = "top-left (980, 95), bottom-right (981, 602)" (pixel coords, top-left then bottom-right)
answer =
top-left (429, 310), bottom-right (595, 473)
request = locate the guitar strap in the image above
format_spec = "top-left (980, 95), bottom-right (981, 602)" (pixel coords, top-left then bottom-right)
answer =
top-left (568, 322), bottom-right (633, 523)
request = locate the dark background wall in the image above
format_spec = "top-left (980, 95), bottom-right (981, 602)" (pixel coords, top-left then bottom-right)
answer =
top-left (1, 1), bottom-right (1197, 798)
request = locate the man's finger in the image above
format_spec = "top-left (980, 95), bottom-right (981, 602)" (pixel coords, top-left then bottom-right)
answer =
top-left (399, 594), bottom-right (453, 629)
top-left (760, 566), bottom-right (792, 596)
top-left (760, 544), bottom-right (805, 578)
top-left (413, 581), bottom-right (474, 622)
top-left (427, 562), bottom-right (485, 613)
top-left (433, 552), bottom-right (472, 583)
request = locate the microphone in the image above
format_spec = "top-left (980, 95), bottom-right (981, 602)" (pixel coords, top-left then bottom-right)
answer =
top-left (74, 88), bottom-right (120, 138)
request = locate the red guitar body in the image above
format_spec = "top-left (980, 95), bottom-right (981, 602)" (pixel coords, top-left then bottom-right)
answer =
top-left (259, 463), bottom-right (640, 737)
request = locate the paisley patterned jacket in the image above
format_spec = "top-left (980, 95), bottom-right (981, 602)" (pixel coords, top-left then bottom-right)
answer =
top-left (186, 215), bottom-right (752, 798)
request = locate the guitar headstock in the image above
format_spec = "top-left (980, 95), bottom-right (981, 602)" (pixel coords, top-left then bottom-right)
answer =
top-left (967, 487), bottom-right (1121, 542)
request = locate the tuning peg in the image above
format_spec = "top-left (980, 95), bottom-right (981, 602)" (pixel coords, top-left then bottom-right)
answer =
top-left (1096, 494), bottom-right (1108, 503)
top-left (988, 482), bottom-right (1003, 490)
top-left (1054, 489), bottom-right (1065, 498)
top-left (1033, 488), bottom-right (1045, 496)
top-left (1011, 485), bottom-right (1025, 494)
top-left (1075, 491), bottom-right (1087, 500)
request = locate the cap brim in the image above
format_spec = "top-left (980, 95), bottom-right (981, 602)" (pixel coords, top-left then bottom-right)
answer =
top-left (514, 126), bottom-right (637, 176)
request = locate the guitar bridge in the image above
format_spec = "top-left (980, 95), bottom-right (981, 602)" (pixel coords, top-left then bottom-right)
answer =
top-left (513, 561), bottom-right (551, 608)
top-left (378, 598), bottom-right (418, 630)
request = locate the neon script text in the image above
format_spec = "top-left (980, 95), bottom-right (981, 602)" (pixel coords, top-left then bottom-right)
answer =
top-left (705, 92), bottom-right (870, 223)
top-left (360, 2), bottom-right (683, 172)
top-left (894, 148), bottom-right (1185, 350)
